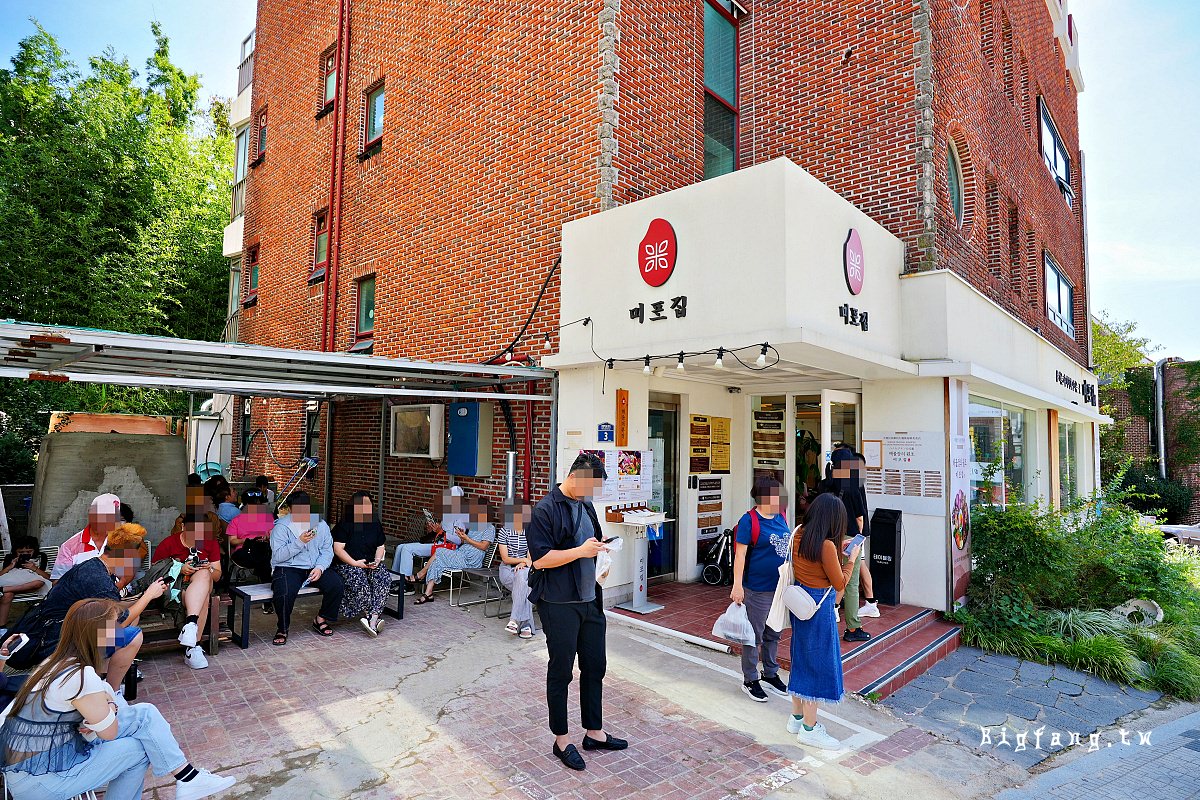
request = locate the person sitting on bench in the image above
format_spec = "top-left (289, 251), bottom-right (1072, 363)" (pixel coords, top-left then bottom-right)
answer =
top-left (2, 525), bottom-right (165, 693)
top-left (0, 535), bottom-right (52, 628)
top-left (269, 491), bottom-right (342, 646)
top-left (390, 488), bottom-right (461, 594)
top-left (136, 513), bottom-right (222, 670)
top-left (227, 488), bottom-right (275, 583)
top-left (412, 497), bottom-right (495, 605)
top-left (51, 493), bottom-right (122, 580)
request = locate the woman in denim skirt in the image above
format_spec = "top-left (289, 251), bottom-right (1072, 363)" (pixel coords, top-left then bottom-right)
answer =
top-left (786, 493), bottom-right (860, 750)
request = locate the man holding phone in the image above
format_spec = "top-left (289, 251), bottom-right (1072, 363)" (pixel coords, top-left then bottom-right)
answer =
top-left (830, 448), bottom-right (871, 643)
top-left (268, 491), bottom-right (342, 646)
top-left (528, 453), bottom-right (628, 772)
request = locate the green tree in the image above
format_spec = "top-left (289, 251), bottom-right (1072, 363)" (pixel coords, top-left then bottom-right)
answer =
top-left (0, 22), bottom-right (233, 482)
top-left (1093, 313), bottom-right (1157, 481)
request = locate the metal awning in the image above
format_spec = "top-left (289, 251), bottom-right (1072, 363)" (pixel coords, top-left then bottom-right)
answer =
top-left (0, 321), bottom-right (552, 402)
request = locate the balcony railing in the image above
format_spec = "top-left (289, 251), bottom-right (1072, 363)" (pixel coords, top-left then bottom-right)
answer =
top-left (237, 51), bottom-right (254, 95)
top-left (230, 177), bottom-right (246, 220)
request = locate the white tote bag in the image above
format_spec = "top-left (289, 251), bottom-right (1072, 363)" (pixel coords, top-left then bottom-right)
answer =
top-left (765, 530), bottom-right (834, 629)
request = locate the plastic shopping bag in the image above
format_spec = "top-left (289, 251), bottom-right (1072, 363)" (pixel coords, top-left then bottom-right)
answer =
top-left (711, 602), bottom-right (757, 646)
top-left (596, 536), bottom-right (624, 588)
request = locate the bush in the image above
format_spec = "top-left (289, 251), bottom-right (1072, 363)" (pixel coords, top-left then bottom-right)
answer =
top-left (0, 432), bottom-right (35, 484)
top-left (1120, 465), bottom-right (1194, 524)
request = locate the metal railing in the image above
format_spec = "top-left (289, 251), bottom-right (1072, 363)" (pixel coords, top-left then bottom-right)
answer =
top-left (237, 51), bottom-right (254, 95)
top-left (230, 177), bottom-right (246, 220)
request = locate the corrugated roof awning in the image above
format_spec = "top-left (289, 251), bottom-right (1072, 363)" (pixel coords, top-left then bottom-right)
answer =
top-left (0, 322), bottom-right (552, 402)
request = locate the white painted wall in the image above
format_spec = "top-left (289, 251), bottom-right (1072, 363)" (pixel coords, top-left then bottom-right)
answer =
top-left (222, 215), bottom-right (244, 258)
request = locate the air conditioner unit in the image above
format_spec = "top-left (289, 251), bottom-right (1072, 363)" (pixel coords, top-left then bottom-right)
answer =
top-left (390, 404), bottom-right (445, 459)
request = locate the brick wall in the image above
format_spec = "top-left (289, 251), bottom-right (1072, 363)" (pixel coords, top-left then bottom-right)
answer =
top-left (1104, 387), bottom-right (1152, 464)
top-left (1164, 362), bottom-right (1200, 524)
top-left (237, 0), bottom-right (1093, 525)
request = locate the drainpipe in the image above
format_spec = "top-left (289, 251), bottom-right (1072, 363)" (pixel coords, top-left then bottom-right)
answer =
top-left (320, 0), bottom-right (352, 352)
top-left (1154, 357), bottom-right (1179, 479)
top-left (524, 381), bottom-right (535, 501)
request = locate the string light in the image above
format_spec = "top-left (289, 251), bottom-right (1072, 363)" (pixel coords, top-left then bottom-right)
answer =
top-left (714, 348), bottom-right (725, 369)
top-left (606, 359), bottom-right (614, 370)
top-left (543, 334), bottom-right (552, 351)
top-left (756, 343), bottom-right (769, 368)
top-left (643, 356), bottom-right (652, 374)
top-left (676, 352), bottom-right (686, 372)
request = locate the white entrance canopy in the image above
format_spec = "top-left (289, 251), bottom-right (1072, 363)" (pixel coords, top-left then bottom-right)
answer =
top-left (0, 322), bottom-right (552, 402)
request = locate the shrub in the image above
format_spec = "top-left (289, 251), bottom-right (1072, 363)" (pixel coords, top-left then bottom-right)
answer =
top-left (1119, 465), bottom-right (1194, 524)
top-left (1060, 635), bottom-right (1144, 685)
top-left (1044, 609), bottom-right (1130, 641)
top-left (0, 432), bottom-right (35, 484)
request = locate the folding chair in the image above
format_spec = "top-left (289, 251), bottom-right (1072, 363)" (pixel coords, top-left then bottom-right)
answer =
top-left (448, 541), bottom-right (510, 616)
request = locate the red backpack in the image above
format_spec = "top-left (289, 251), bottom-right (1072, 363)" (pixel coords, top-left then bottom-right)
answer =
top-left (737, 509), bottom-right (762, 554)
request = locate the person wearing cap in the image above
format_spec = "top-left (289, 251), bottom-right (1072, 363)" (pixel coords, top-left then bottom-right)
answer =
top-left (51, 493), bottom-right (122, 581)
top-left (527, 453), bottom-right (627, 772)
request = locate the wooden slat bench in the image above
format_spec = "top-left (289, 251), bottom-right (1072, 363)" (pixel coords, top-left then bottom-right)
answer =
top-left (227, 571), bottom-right (405, 648)
top-left (0, 545), bottom-right (59, 606)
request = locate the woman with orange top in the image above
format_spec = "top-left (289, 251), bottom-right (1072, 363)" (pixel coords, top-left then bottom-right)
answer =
top-left (786, 493), bottom-right (861, 751)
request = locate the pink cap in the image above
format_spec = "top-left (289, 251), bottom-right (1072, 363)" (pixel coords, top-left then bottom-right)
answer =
top-left (89, 493), bottom-right (121, 514)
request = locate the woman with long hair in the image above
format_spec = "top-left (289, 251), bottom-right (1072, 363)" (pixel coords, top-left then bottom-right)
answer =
top-left (332, 491), bottom-right (390, 637)
top-left (0, 598), bottom-right (235, 800)
top-left (786, 493), bottom-right (861, 750)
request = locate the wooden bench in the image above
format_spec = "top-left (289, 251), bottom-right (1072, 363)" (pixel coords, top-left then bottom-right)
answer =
top-left (227, 571), bottom-right (405, 648)
top-left (136, 593), bottom-right (226, 656)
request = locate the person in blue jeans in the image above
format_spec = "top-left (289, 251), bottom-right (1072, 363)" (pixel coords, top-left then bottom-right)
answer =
top-left (0, 598), bottom-right (235, 800)
top-left (730, 476), bottom-right (792, 702)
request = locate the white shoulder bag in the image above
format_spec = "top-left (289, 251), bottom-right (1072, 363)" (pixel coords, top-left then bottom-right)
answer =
top-left (765, 528), bottom-right (834, 630)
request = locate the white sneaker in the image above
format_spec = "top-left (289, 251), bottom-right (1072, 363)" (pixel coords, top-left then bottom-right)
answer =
top-left (175, 769), bottom-right (236, 800)
top-left (795, 723), bottom-right (841, 750)
top-left (374, 618), bottom-right (384, 634)
top-left (360, 618), bottom-right (378, 638)
top-left (859, 601), bottom-right (880, 618)
top-left (178, 622), bottom-right (198, 648)
top-left (787, 717), bottom-right (829, 735)
top-left (184, 647), bottom-right (209, 670)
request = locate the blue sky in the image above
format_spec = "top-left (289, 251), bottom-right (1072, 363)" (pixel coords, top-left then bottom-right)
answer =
top-left (1, 1), bottom-right (1196, 359)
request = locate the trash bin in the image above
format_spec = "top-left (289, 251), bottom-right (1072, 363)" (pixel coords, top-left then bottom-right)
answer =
top-left (869, 508), bottom-right (902, 606)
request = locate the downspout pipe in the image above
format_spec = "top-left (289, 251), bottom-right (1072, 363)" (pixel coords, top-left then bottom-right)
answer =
top-left (1154, 357), bottom-right (1181, 479)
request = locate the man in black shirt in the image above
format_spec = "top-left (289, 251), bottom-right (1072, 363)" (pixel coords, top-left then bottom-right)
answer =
top-left (528, 453), bottom-right (628, 771)
top-left (831, 447), bottom-right (871, 642)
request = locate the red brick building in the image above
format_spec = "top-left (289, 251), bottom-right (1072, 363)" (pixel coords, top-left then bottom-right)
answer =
top-left (233, 0), bottom-right (1092, 536)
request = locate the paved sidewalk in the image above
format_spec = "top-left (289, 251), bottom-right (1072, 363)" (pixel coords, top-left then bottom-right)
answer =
top-left (884, 646), bottom-right (1162, 767)
top-left (995, 710), bottom-right (1200, 800)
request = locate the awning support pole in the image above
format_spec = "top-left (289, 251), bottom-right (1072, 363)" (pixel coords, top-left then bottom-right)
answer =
top-left (323, 400), bottom-right (335, 516)
top-left (547, 373), bottom-right (559, 493)
top-left (378, 398), bottom-right (388, 522)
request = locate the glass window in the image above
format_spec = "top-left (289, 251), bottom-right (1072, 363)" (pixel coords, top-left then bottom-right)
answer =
top-left (323, 53), bottom-right (337, 105)
top-left (240, 397), bottom-right (252, 456)
top-left (366, 85), bottom-right (384, 145)
top-left (357, 276), bottom-right (375, 336)
top-left (703, 1), bottom-right (738, 179)
top-left (1038, 98), bottom-right (1072, 206)
top-left (314, 211), bottom-right (329, 268)
top-left (794, 396), bottom-right (821, 496)
top-left (1058, 421), bottom-right (1078, 506)
top-left (948, 143), bottom-right (964, 226)
top-left (305, 401), bottom-right (320, 460)
top-left (969, 396), bottom-right (1029, 507)
top-left (234, 128), bottom-right (248, 181)
top-left (257, 111), bottom-right (267, 157)
top-left (704, 95), bottom-right (736, 179)
top-left (247, 246), bottom-right (259, 293)
top-left (1044, 252), bottom-right (1074, 337)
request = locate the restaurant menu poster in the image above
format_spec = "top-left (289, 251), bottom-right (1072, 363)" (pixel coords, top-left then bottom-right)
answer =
top-left (560, 448), bottom-right (654, 503)
top-left (689, 414), bottom-right (731, 474)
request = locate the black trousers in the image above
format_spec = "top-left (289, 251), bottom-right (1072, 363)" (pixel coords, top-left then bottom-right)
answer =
top-left (271, 566), bottom-right (344, 633)
top-left (540, 598), bottom-right (607, 736)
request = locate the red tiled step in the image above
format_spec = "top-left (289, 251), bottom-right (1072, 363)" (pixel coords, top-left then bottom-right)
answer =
top-left (843, 617), bottom-right (961, 699)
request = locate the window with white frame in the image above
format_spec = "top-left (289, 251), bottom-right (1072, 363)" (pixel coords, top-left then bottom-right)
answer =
top-left (1039, 98), bottom-right (1073, 207)
top-left (1044, 252), bottom-right (1074, 337)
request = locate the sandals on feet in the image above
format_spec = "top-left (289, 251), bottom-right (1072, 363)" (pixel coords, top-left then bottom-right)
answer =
top-left (506, 621), bottom-right (520, 635)
top-left (413, 592), bottom-right (435, 605)
top-left (272, 632), bottom-right (288, 646)
top-left (312, 618), bottom-right (334, 636)
top-left (518, 626), bottom-right (534, 640)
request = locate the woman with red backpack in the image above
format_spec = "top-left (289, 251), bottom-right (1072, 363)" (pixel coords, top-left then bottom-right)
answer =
top-left (729, 476), bottom-right (792, 702)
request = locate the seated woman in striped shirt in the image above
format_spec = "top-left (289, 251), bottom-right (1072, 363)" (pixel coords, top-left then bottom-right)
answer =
top-left (497, 501), bottom-right (535, 639)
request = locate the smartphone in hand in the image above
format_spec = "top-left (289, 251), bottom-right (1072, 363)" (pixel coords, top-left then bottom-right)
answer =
top-left (842, 534), bottom-right (865, 557)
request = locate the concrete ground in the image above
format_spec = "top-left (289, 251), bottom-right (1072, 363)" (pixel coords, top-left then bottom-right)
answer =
top-left (131, 591), bottom-right (1189, 799)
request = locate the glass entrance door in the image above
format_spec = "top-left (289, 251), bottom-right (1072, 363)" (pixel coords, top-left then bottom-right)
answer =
top-left (648, 405), bottom-right (679, 579)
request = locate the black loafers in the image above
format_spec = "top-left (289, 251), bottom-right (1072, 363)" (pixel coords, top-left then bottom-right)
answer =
top-left (582, 733), bottom-right (628, 751)
top-left (553, 743), bottom-right (586, 771)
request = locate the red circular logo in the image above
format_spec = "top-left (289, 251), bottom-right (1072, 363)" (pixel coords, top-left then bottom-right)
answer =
top-left (639, 218), bottom-right (677, 287)
top-left (844, 228), bottom-right (865, 295)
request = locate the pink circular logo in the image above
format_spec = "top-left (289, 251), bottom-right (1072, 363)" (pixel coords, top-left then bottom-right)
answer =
top-left (639, 218), bottom-right (677, 287)
top-left (844, 229), bottom-right (865, 295)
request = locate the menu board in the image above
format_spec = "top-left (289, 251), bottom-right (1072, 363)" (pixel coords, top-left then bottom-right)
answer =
top-left (689, 414), bottom-right (732, 474)
top-left (696, 476), bottom-right (725, 539)
top-left (560, 448), bottom-right (654, 503)
top-left (752, 409), bottom-right (787, 470)
top-left (862, 430), bottom-right (946, 515)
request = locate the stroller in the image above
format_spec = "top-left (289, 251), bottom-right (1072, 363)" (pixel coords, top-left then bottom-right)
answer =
top-left (700, 528), bottom-right (735, 586)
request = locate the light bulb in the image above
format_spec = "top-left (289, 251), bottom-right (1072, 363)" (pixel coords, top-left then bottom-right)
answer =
top-left (756, 344), bottom-right (769, 368)
top-left (606, 359), bottom-right (614, 370)
top-left (714, 348), bottom-right (725, 369)
top-left (643, 357), bottom-right (651, 375)
top-left (543, 335), bottom-right (552, 351)
top-left (676, 353), bottom-right (686, 372)
top-left (504, 349), bottom-right (513, 362)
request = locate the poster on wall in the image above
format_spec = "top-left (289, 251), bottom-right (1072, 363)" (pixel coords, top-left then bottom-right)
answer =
top-left (696, 476), bottom-right (724, 540)
top-left (948, 379), bottom-right (973, 609)
top-left (560, 448), bottom-right (654, 504)
top-left (689, 414), bottom-right (731, 474)
top-left (752, 409), bottom-right (786, 470)
top-left (862, 430), bottom-right (946, 516)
